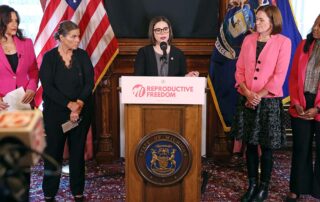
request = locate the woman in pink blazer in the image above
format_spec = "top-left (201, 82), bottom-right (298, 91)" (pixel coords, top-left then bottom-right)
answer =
top-left (286, 14), bottom-right (320, 202)
top-left (230, 5), bottom-right (291, 202)
top-left (0, 5), bottom-right (39, 111)
top-left (0, 5), bottom-right (38, 201)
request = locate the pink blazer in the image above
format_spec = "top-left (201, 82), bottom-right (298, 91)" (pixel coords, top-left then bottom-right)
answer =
top-left (0, 36), bottom-right (38, 97)
top-left (288, 40), bottom-right (320, 121)
top-left (235, 32), bottom-right (291, 97)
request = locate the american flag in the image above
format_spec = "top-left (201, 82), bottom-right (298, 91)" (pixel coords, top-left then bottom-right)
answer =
top-left (34, 0), bottom-right (118, 106)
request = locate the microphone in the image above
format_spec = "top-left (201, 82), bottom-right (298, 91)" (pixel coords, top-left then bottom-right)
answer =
top-left (160, 42), bottom-right (167, 63)
top-left (160, 42), bottom-right (167, 56)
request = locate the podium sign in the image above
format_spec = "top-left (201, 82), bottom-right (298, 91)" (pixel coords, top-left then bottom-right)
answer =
top-left (121, 76), bottom-right (206, 105)
top-left (124, 76), bottom-right (204, 202)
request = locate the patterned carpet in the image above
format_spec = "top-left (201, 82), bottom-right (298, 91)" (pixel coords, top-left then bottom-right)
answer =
top-left (28, 150), bottom-right (320, 202)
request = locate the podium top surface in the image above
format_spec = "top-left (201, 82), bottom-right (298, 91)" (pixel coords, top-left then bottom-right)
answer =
top-left (120, 76), bottom-right (206, 105)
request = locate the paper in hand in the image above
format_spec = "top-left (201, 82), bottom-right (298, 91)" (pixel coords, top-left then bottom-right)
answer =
top-left (3, 87), bottom-right (31, 111)
top-left (61, 120), bottom-right (79, 133)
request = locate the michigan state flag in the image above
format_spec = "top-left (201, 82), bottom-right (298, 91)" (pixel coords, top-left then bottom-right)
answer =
top-left (275, 0), bottom-right (302, 103)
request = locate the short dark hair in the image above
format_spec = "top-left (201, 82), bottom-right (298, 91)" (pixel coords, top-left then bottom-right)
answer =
top-left (54, 20), bottom-right (79, 41)
top-left (0, 5), bottom-right (24, 40)
top-left (148, 16), bottom-right (173, 45)
top-left (256, 5), bottom-right (282, 35)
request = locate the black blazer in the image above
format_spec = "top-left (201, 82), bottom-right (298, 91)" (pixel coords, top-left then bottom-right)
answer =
top-left (40, 48), bottom-right (94, 111)
top-left (134, 45), bottom-right (187, 76)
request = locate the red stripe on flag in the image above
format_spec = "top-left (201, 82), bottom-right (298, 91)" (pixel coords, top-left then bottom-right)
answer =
top-left (77, 0), bottom-right (101, 38)
top-left (93, 37), bottom-right (118, 83)
top-left (34, 86), bottom-right (43, 107)
top-left (36, 8), bottom-right (75, 66)
top-left (85, 15), bottom-right (110, 57)
top-left (35, 0), bottom-right (62, 42)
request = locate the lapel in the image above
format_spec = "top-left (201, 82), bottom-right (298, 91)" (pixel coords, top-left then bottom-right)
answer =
top-left (300, 41), bottom-right (315, 85)
top-left (250, 33), bottom-right (259, 62)
top-left (168, 46), bottom-right (173, 76)
top-left (256, 33), bottom-right (274, 62)
top-left (14, 36), bottom-right (24, 74)
top-left (150, 46), bottom-right (159, 75)
top-left (0, 41), bottom-right (13, 74)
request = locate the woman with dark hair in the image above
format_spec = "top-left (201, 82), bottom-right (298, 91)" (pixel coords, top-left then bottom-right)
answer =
top-left (0, 5), bottom-right (38, 111)
top-left (286, 14), bottom-right (320, 202)
top-left (134, 16), bottom-right (199, 77)
top-left (230, 5), bottom-right (291, 202)
top-left (0, 6), bottom-right (38, 201)
top-left (40, 20), bottom-right (94, 202)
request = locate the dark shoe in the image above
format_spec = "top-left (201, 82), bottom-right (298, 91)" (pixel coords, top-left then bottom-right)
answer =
top-left (251, 182), bottom-right (269, 202)
top-left (241, 178), bottom-right (258, 202)
top-left (44, 196), bottom-right (55, 202)
top-left (285, 193), bottom-right (299, 202)
top-left (201, 171), bottom-right (209, 194)
top-left (74, 195), bottom-right (84, 202)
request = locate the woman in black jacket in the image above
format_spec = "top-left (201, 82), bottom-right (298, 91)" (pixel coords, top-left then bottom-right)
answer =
top-left (134, 16), bottom-right (198, 77)
top-left (40, 21), bottom-right (94, 202)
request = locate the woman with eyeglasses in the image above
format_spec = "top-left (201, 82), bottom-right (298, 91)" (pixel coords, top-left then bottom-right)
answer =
top-left (134, 16), bottom-right (199, 77)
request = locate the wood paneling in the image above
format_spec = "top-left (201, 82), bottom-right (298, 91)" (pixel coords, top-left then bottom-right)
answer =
top-left (94, 0), bottom-right (231, 163)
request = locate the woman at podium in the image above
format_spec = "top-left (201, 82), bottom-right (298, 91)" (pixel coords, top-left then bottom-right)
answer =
top-left (134, 16), bottom-right (199, 77)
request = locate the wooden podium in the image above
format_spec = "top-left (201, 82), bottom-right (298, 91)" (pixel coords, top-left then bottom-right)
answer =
top-left (122, 76), bottom-right (206, 202)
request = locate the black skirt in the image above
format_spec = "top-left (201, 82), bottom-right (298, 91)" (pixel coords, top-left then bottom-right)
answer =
top-left (230, 95), bottom-right (286, 149)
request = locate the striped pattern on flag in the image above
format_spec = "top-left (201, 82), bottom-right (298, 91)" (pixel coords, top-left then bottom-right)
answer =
top-left (34, 0), bottom-right (118, 106)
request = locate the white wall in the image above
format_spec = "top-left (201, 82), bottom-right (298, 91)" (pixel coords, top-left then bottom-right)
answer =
top-left (291, 0), bottom-right (320, 39)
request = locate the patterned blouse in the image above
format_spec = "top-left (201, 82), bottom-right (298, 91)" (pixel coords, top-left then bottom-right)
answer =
top-left (304, 40), bottom-right (320, 94)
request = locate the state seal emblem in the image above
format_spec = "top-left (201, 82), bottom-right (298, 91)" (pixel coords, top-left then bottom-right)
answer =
top-left (135, 131), bottom-right (192, 186)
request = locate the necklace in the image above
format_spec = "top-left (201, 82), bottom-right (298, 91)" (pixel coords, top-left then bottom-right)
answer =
top-left (58, 46), bottom-right (73, 68)
top-left (1, 39), bottom-right (16, 54)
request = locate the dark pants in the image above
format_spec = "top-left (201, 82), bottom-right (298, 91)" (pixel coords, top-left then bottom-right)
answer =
top-left (22, 172), bottom-right (30, 202)
top-left (290, 117), bottom-right (320, 198)
top-left (246, 144), bottom-right (273, 183)
top-left (42, 105), bottom-right (92, 197)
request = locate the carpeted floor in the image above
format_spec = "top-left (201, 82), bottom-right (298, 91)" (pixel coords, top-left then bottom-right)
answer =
top-left (29, 150), bottom-right (320, 202)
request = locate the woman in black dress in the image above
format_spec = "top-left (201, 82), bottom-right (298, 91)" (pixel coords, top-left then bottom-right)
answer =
top-left (40, 21), bottom-right (94, 202)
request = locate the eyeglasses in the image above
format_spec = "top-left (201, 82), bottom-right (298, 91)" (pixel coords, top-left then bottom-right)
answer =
top-left (154, 27), bottom-right (169, 34)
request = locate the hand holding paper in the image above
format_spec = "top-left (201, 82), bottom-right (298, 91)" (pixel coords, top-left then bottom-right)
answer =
top-left (2, 87), bottom-right (31, 111)
top-left (61, 117), bottom-right (82, 133)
